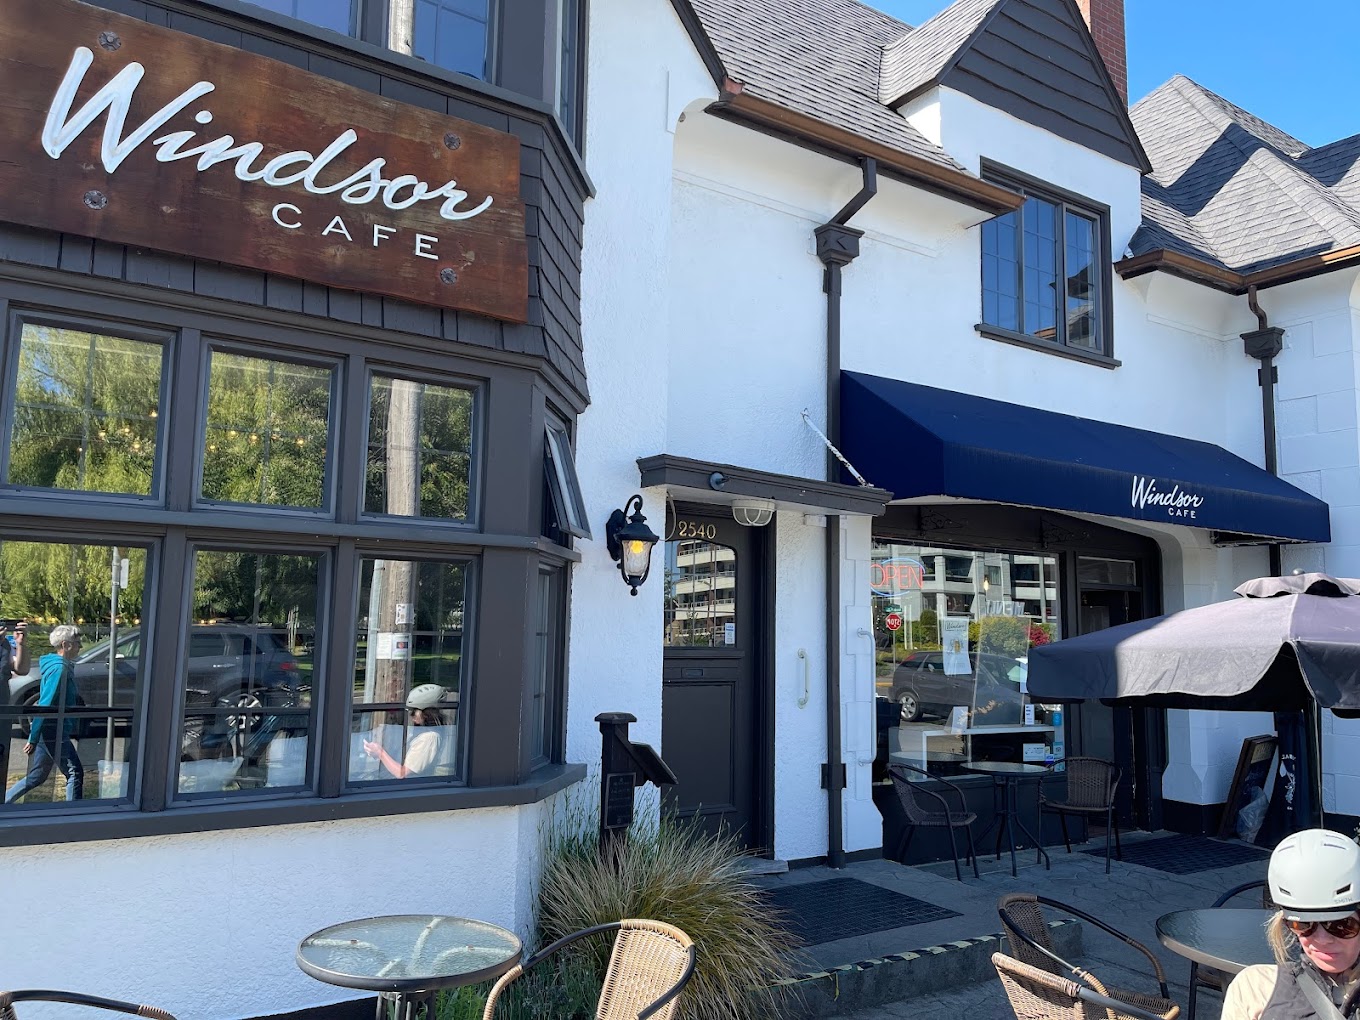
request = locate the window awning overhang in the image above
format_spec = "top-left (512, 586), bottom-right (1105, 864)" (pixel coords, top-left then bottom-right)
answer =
top-left (637, 454), bottom-right (892, 517)
top-left (840, 372), bottom-right (1331, 544)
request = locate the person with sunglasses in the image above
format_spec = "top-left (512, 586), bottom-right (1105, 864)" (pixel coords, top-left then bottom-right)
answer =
top-left (363, 683), bottom-right (453, 779)
top-left (1223, 828), bottom-right (1360, 1019)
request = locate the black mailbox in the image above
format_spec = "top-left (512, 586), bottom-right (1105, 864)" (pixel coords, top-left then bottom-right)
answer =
top-left (596, 712), bottom-right (678, 850)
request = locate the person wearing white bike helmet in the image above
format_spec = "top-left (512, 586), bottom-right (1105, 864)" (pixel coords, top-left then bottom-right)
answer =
top-left (1223, 828), bottom-right (1360, 1019)
top-left (363, 683), bottom-right (453, 779)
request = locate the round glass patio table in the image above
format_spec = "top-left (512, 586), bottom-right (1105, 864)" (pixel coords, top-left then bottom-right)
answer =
top-left (1155, 908), bottom-right (1275, 974)
top-left (297, 914), bottom-right (522, 1018)
top-left (962, 761), bottom-right (1051, 878)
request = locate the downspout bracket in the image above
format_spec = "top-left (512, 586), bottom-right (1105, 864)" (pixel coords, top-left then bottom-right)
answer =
top-left (815, 223), bottom-right (864, 266)
top-left (1242, 326), bottom-right (1284, 361)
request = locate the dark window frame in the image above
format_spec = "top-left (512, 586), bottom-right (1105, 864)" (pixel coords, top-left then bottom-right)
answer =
top-left (976, 160), bottom-right (1117, 368)
top-left (543, 420), bottom-right (590, 540)
top-left (0, 282), bottom-right (580, 846)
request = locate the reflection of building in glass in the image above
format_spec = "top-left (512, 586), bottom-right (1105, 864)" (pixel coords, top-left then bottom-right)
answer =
top-left (873, 543), bottom-right (1059, 627)
top-left (664, 539), bottom-right (737, 646)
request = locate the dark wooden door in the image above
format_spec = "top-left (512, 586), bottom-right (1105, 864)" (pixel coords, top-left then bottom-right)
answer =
top-left (661, 506), bottom-right (760, 848)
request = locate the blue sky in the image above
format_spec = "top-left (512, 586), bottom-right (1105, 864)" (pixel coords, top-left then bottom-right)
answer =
top-left (866, 0), bottom-right (1360, 147)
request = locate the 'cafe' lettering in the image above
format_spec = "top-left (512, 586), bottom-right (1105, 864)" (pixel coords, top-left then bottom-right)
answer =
top-left (1131, 475), bottom-right (1205, 519)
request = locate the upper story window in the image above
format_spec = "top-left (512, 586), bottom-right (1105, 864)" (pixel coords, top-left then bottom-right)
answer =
top-left (242, 0), bottom-right (355, 36)
top-left (977, 163), bottom-right (1113, 363)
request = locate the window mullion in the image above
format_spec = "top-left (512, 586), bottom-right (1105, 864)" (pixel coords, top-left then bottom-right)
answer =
top-left (167, 328), bottom-right (203, 512)
top-left (139, 530), bottom-right (188, 813)
top-left (1014, 195), bottom-right (1026, 335)
top-left (317, 541), bottom-right (354, 797)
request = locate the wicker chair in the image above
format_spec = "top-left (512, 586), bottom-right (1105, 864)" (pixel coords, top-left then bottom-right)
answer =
top-left (1185, 880), bottom-right (1271, 1020)
top-left (482, 919), bottom-right (695, 1020)
top-left (1040, 758), bottom-right (1123, 873)
top-left (992, 953), bottom-right (1181, 1020)
top-left (998, 894), bottom-right (1172, 1004)
top-left (888, 763), bottom-right (980, 881)
top-left (1, 991), bottom-right (176, 1020)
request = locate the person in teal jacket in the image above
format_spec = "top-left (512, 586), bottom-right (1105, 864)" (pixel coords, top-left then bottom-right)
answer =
top-left (5, 625), bottom-right (83, 804)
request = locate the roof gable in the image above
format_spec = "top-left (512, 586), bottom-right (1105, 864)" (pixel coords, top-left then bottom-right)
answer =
top-left (882, 0), bottom-right (1149, 173)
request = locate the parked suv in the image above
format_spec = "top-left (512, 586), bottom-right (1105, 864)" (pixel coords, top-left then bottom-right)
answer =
top-left (889, 650), bottom-right (1027, 725)
top-left (5, 625), bottom-right (302, 748)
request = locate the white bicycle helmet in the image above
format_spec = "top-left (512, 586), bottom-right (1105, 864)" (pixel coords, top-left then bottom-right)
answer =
top-left (406, 684), bottom-right (448, 710)
top-left (1269, 828), bottom-right (1360, 921)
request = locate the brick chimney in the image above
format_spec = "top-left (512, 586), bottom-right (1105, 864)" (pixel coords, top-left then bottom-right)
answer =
top-left (1075, 0), bottom-right (1127, 104)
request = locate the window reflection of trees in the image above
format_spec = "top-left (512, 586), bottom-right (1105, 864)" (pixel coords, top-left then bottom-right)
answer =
top-left (663, 539), bottom-right (737, 647)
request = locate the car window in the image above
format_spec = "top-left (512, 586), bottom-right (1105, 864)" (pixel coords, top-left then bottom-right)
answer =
top-left (188, 634), bottom-right (225, 658)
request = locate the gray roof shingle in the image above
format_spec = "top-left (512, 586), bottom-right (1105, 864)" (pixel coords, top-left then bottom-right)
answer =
top-left (877, 0), bottom-right (1003, 106)
top-left (1130, 75), bottom-right (1360, 274)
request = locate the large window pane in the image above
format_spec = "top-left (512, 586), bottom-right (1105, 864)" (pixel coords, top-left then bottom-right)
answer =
top-left (177, 550), bottom-right (319, 796)
top-left (350, 558), bottom-right (467, 784)
top-left (1, 541), bottom-right (148, 809)
top-left (530, 567), bottom-right (562, 766)
top-left (8, 324), bottom-right (164, 496)
top-left (980, 213), bottom-right (1019, 332)
top-left (366, 376), bottom-right (475, 521)
top-left (414, 0), bottom-right (491, 79)
top-left (1022, 197), bottom-right (1059, 341)
top-left (241, 0), bottom-right (355, 34)
top-left (870, 542), bottom-right (1061, 784)
top-left (1065, 211), bottom-right (1100, 351)
top-left (200, 351), bottom-right (333, 509)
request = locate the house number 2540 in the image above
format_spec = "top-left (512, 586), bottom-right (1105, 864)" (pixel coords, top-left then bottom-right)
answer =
top-left (676, 520), bottom-right (717, 540)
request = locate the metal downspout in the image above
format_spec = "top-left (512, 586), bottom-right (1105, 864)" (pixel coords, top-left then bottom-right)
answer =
top-left (1242, 285), bottom-right (1284, 576)
top-left (814, 158), bottom-right (877, 869)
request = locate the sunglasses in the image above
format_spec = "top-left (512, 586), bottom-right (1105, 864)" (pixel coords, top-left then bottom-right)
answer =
top-left (1285, 916), bottom-right (1360, 940)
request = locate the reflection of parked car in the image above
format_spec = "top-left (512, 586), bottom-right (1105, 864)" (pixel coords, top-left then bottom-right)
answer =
top-left (889, 651), bottom-right (1026, 724)
top-left (5, 625), bottom-right (302, 747)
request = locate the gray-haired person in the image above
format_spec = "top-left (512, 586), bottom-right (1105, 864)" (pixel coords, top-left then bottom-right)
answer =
top-left (5, 625), bottom-right (83, 804)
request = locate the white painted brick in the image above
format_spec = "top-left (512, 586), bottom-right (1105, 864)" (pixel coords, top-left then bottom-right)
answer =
top-left (1284, 319), bottom-right (1315, 358)
top-left (1280, 429), bottom-right (1359, 472)
top-left (1322, 732), bottom-right (1360, 774)
top-left (1322, 467), bottom-right (1360, 508)
top-left (1317, 390), bottom-right (1360, 433)
top-left (1311, 313), bottom-right (1353, 357)
top-left (1325, 510), bottom-right (1360, 549)
top-left (1324, 774), bottom-right (1337, 813)
top-left (1276, 351), bottom-right (1354, 400)
top-left (1323, 545), bottom-right (1360, 576)
top-left (1276, 396), bottom-right (1319, 438)
top-left (1284, 470), bottom-right (1323, 498)
top-left (1332, 779), bottom-right (1360, 817)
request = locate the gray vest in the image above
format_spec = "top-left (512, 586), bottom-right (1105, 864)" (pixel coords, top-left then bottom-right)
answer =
top-left (1263, 963), bottom-right (1359, 1019)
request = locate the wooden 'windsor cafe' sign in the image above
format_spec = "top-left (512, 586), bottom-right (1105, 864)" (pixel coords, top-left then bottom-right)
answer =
top-left (0, 0), bottom-right (528, 322)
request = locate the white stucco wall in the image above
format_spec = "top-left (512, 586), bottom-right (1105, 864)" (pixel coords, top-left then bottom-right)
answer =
top-left (0, 804), bottom-right (547, 1019)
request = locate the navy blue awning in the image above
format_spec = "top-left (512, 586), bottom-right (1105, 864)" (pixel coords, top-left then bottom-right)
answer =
top-left (841, 371), bottom-right (1330, 544)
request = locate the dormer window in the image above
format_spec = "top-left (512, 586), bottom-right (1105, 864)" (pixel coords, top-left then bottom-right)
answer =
top-left (976, 162), bottom-right (1115, 366)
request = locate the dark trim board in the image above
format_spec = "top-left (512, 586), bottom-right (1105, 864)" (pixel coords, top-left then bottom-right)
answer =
top-left (788, 846), bottom-right (885, 869)
top-left (1162, 799), bottom-right (1227, 837)
top-left (252, 997), bottom-right (375, 1020)
top-left (638, 454), bottom-right (892, 516)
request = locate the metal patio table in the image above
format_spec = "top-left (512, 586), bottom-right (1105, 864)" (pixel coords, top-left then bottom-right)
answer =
top-left (296, 914), bottom-right (522, 1020)
top-left (1155, 908), bottom-right (1275, 975)
top-left (963, 760), bottom-right (1051, 877)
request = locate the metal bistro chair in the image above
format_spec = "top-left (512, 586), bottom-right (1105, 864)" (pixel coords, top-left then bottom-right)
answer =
top-left (483, 919), bottom-right (695, 1020)
top-left (888, 762), bottom-right (980, 881)
top-left (1186, 880), bottom-right (1271, 1020)
top-left (1040, 757), bottom-right (1123, 873)
top-left (1, 991), bottom-right (176, 1020)
top-left (992, 954), bottom-right (1180, 1020)
top-left (998, 894), bottom-right (1174, 1009)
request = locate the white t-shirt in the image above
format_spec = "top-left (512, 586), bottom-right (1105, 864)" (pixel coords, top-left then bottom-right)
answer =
top-left (404, 729), bottom-right (441, 776)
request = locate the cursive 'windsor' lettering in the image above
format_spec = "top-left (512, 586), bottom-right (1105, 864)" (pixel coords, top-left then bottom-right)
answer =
top-left (1131, 475), bottom-right (1205, 517)
top-left (41, 47), bottom-right (493, 221)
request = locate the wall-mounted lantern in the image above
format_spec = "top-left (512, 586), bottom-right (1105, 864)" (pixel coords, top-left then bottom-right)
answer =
top-left (605, 494), bottom-right (660, 595)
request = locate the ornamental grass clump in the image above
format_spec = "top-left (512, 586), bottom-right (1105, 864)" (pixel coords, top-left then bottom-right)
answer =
top-left (535, 810), bottom-right (800, 1020)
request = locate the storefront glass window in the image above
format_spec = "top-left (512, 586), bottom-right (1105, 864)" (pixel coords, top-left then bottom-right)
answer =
top-left (0, 541), bottom-right (147, 808)
top-left (1078, 556), bottom-right (1137, 587)
top-left (241, 0), bottom-right (355, 34)
top-left (871, 542), bottom-right (1062, 782)
top-left (8, 324), bottom-right (164, 497)
top-left (365, 376), bottom-right (475, 521)
top-left (414, 0), bottom-right (491, 80)
top-left (200, 352), bottom-right (333, 509)
top-left (349, 557), bottom-right (467, 784)
top-left (663, 538), bottom-right (737, 647)
top-left (175, 550), bottom-right (319, 796)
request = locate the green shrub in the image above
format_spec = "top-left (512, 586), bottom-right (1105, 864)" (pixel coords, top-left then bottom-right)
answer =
top-left (436, 952), bottom-right (600, 1020)
top-left (535, 811), bottom-right (799, 1020)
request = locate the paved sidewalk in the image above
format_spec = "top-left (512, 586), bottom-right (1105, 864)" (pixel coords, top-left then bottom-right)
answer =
top-left (754, 831), bottom-right (1268, 1018)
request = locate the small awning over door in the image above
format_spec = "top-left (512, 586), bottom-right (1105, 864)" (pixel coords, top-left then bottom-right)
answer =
top-left (840, 371), bottom-right (1330, 544)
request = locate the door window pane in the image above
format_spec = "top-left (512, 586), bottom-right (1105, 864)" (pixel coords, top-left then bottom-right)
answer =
top-left (350, 558), bottom-right (467, 784)
top-left (200, 352), bottom-right (333, 509)
top-left (365, 376), bottom-right (475, 521)
top-left (414, 0), bottom-right (491, 80)
top-left (176, 550), bottom-right (319, 796)
top-left (8, 324), bottom-right (164, 496)
top-left (664, 539), bottom-right (737, 647)
top-left (1, 541), bottom-right (148, 808)
top-left (241, 0), bottom-right (355, 34)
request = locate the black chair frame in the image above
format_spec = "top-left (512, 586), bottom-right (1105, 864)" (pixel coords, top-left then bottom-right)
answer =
top-left (1186, 879), bottom-right (1268, 1020)
top-left (998, 894), bottom-right (1172, 1000)
top-left (889, 762), bottom-right (980, 881)
top-left (1041, 757), bottom-right (1124, 874)
top-left (1, 991), bottom-right (176, 1020)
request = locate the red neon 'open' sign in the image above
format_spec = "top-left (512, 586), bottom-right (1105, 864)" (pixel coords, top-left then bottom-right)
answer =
top-left (870, 557), bottom-right (925, 596)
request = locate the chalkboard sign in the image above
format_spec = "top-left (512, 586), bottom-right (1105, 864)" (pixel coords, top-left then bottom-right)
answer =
top-left (1218, 734), bottom-right (1278, 840)
top-left (604, 772), bottom-right (636, 830)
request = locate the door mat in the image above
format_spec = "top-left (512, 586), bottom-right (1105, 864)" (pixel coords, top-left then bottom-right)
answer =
top-left (1085, 834), bottom-right (1269, 874)
top-left (760, 877), bottom-right (960, 945)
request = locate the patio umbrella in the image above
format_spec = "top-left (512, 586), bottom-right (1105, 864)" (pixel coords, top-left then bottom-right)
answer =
top-left (1026, 573), bottom-right (1360, 716)
top-left (1027, 572), bottom-right (1360, 834)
